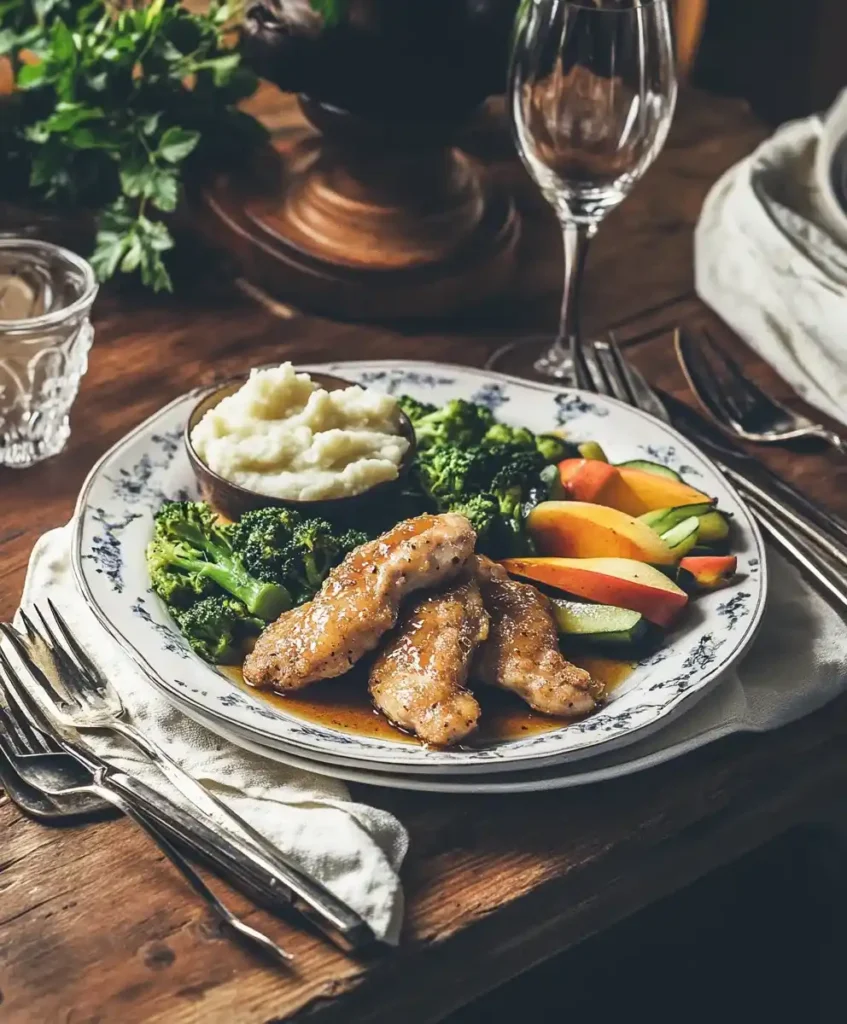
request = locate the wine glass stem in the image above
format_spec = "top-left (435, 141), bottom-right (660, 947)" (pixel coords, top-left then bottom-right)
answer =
top-left (554, 220), bottom-right (597, 367)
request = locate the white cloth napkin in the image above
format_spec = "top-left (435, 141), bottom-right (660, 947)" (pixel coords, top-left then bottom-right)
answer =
top-left (18, 526), bottom-right (408, 944)
top-left (694, 115), bottom-right (847, 429)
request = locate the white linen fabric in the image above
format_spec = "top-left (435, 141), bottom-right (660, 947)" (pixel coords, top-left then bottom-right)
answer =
top-left (17, 526), bottom-right (408, 945)
top-left (695, 115), bottom-right (847, 429)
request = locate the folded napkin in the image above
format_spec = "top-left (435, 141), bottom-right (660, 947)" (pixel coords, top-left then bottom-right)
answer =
top-left (19, 526), bottom-right (408, 944)
top-left (695, 114), bottom-right (847, 429)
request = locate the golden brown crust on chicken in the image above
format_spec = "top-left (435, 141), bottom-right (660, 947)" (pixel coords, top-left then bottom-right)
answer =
top-left (369, 573), bottom-right (489, 747)
top-left (472, 556), bottom-right (600, 717)
top-left (243, 513), bottom-right (477, 691)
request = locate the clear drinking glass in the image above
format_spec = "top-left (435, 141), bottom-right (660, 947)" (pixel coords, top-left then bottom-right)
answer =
top-left (0, 240), bottom-right (97, 467)
top-left (490, 0), bottom-right (677, 380)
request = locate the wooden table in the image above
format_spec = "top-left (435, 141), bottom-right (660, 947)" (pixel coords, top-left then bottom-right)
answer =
top-left (2, 86), bottom-right (846, 1024)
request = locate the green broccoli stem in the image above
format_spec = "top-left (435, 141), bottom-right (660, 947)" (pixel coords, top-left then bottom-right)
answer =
top-left (170, 552), bottom-right (290, 620)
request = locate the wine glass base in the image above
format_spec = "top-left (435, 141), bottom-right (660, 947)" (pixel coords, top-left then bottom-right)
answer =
top-left (486, 336), bottom-right (576, 383)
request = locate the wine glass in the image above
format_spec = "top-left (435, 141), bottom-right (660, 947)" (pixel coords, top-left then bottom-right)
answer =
top-left (489, 0), bottom-right (677, 380)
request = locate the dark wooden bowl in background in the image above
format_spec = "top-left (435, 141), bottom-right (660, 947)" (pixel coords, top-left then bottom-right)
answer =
top-left (242, 0), bottom-right (520, 130)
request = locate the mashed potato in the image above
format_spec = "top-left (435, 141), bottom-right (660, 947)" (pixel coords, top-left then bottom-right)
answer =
top-left (191, 364), bottom-right (409, 500)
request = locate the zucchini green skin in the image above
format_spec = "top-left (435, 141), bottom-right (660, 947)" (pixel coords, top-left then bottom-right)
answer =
top-left (659, 515), bottom-right (700, 557)
top-left (616, 459), bottom-right (682, 481)
top-left (639, 501), bottom-right (714, 533)
top-left (551, 598), bottom-right (650, 647)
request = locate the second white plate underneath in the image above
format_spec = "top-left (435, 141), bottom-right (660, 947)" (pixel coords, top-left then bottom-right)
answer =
top-left (170, 675), bottom-right (750, 794)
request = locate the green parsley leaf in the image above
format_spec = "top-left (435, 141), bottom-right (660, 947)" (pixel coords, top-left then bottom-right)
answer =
top-left (158, 126), bottom-right (201, 164)
top-left (51, 19), bottom-right (75, 63)
top-left (16, 61), bottom-right (48, 90)
top-left (1, 0), bottom-right (264, 292)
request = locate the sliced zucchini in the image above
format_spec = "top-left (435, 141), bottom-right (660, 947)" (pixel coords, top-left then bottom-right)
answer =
top-left (660, 515), bottom-right (700, 558)
top-left (577, 441), bottom-right (608, 462)
top-left (639, 501), bottom-right (715, 534)
top-left (616, 459), bottom-right (682, 481)
top-left (697, 509), bottom-right (731, 544)
top-left (551, 599), bottom-right (649, 647)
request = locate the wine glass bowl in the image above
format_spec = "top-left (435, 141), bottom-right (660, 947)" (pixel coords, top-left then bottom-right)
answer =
top-left (493, 0), bottom-right (677, 379)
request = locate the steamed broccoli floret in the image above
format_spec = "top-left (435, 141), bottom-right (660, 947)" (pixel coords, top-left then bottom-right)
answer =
top-left (145, 555), bottom-right (217, 609)
top-left (415, 444), bottom-right (499, 505)
top-left (396, 394), bottom-right (437, 426)
top-left (535, 433), bottom-right (572, 463)
top-left (482, 422), bottom-right (537, 450)
top-left (148, 501), bottom-right (291, 621)
top-left (172, 596), bottom-right (262, 664)
top-left (489, 448), bottom-right (548, 517)
top-left (449, 492), bottom-right (498, 534)
top-left (483, 422), bottom-right (571, 464)
top-left (417, 442), bottom-right (546, 510)
top-left (232, 507), bottom-right (367, 606)
top-left (411, 398), bottom-right (495, 450)
top-left (414, 442), bottom-right (548, 557)
top-left (448, 493), bottom-right (500, 553)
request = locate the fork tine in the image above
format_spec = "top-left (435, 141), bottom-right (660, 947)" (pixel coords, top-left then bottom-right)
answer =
top-left (603, 332), bottom-right (639, 407)
top-left (0, 645), bottom-right (54, 753)
top-left (45, 600), bottom-right (110, 697)
top-left (675, 328), bottom-right (743, 429)
top-left (0, 704), bottom-right (27, 759)
top-left (45, 598), bottom-right (107, 688)
top-left (569, 337), bottom-right (596, 392)
top-left (0, 622), bottom-right (78, 713)
top-left (0, 694), bottom-right (35, 756)
top-left (31, 606), bottom-right (92, 707)
top-left (18, 609), bottom-right (38, 643)
top-left (701, 329), bottom-right (768, 405)
top-left (698, 329), bottom-right (756, 420)
top-left (586, 339), bottom-right (618, 399)
top-left (0, 695), bottom-right (50, 756)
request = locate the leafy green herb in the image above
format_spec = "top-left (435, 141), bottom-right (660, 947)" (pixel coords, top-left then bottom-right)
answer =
top-left (1, 0), bottom-right (266, 292)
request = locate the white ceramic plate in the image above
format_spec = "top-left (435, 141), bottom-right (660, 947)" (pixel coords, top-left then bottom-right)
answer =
top-left (72, 361), bottom-right (767, 775)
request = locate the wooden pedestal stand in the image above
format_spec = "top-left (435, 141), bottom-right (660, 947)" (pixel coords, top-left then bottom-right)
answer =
top-left (201, 101), bottom-right (520, 321)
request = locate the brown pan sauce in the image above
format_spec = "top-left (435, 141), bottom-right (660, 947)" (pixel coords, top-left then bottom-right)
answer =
top-left (222, 653), bottom-right (632, 748)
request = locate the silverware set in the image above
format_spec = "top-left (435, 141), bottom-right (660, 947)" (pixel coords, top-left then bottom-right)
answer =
top-left (0, 602), bottom-right (375, 967)
top-left (574, 330), bottom-right (847, 615)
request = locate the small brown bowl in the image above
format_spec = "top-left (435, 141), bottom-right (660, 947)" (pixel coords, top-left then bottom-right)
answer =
top-left (184, 371), bottom-right (418, 522)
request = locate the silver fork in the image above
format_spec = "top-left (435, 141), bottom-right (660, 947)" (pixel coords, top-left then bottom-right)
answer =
top-left (0, 664), bottom-right (292, 965)
top-left (581, 335), bottom-right (847, 614)
top-left (675, 327), bottom-right (847, 454)
top-left (0, 720), bottom-right (108, 823)
top-left (0, 648), bottom-right (322, 926)
top-left (0, 603), bottom-right (373, 952)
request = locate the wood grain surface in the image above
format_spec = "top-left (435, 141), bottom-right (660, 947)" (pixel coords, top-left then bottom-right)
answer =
top-left (1, 85), bottom-right (846, 1024)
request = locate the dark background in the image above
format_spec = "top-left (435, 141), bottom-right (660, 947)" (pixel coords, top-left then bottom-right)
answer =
top-left (694, 0), bottom-right (847, 123)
